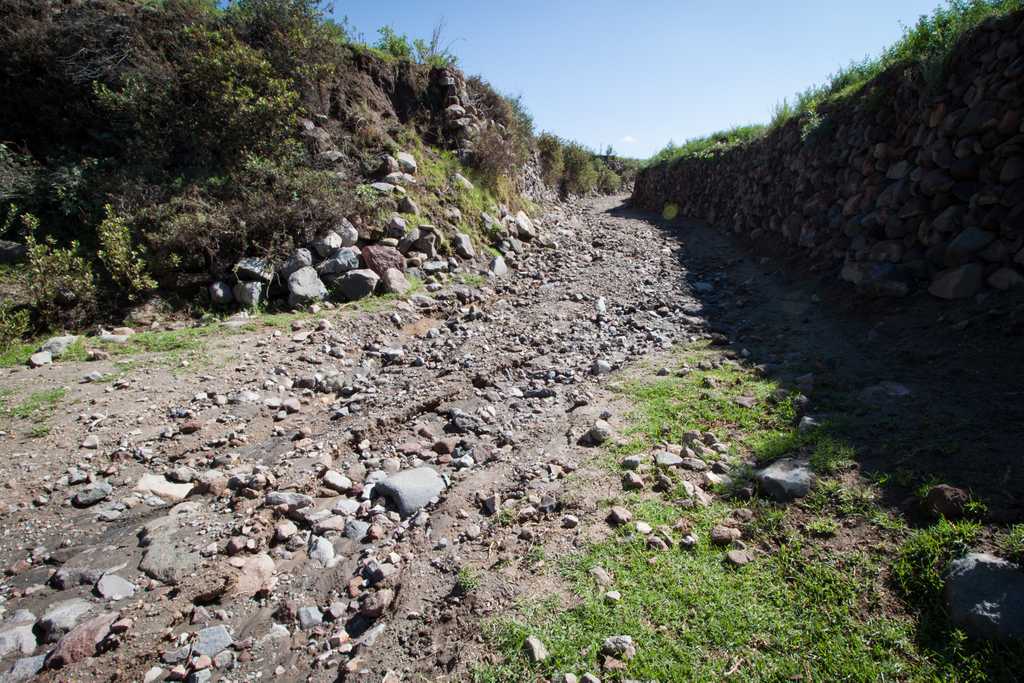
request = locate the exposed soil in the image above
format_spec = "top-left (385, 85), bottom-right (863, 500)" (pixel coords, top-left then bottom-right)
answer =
top-left (0, 195), bottom-right (1020, 682)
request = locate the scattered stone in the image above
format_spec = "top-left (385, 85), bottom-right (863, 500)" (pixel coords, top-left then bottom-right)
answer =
top-left (39, 599), bottom-right (93, 643)
top-left (194, 625), bottom-right (233, 657)
top-left (523, 635), bottom-right (548, 663)
top-left (134, 474), bottom-right (193, 502)
top-left (72, 481), bottom-right (112, 508)
top-left (924, 484), bottom-right (970, 519)
top-left (710, 525), bottom-right (741, 546)
top-left (601, 635), bottom-right (635, 660)
top-left (584, 419), bottom-right (613, 446)
top-left (95, 574), bottom-right (136, 601)
top-left (607, 506), bottom-right (632, 526)
top-left (755, 458), bottom-right (813, 501)
top-left (45, 611), bottom-right (118, 668)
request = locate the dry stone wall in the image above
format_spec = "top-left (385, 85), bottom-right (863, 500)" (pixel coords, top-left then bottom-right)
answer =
top-left (633, 11), bottom-right (1024, 299)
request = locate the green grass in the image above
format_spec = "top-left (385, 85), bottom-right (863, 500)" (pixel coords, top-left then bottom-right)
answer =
top-left (476, 498), bottom-right (932, 682)
top-left (0, 387), bottom-right (66, 421)
top-left (646, 124), bottom-right (766, 166)
top-left (456, 567), bottom-right (481, 594)
top-left (893, 518), bottom-right (981, 606)
top-left (1000, 524), bottom-right (1024, 563)
top-left (609, 342), bottom-right (856, 476)
top-left (0, 341), bottom-right (35, 368)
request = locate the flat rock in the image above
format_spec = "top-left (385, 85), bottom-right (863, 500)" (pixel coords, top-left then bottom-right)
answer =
top-left (139, 541), bottom-right (199, 585)
top-left (95, 574), bottom-right (136, 601)
top-left (194, 625), bottom-right (233, 657)
top-left (755, 458), bottom-right (813, 501)
top-left (944, 553), bottom-right (1024, 641)
top-left (38, 599), bottom-right (93, 643)
top-left (0, 611), bottom-right (37, 658)
top-left (135, 474), bottom-right (193, 502)
top-left (374, 467), bottom-right (446, 518)
top-left (2, 654), bottom-right (45, 681)
top-left (40, 335), bottom-right (79, 357)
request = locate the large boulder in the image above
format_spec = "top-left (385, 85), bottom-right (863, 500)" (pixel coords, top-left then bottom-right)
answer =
top-left (514, 211), bottom-right (536, 240)
top-left (233, 282), bottom-right (262, 309)
top-left (489, 255), bottom-right (508, 277)
top-left (944, 553), bottom-right (1024, 641)
top-left (374, 468), bottom-right (446, 518)
top-left (40, 336), bottom-right (79, 358)
top-left (316, 247), bottom-right (360, 277)
top-left (453, 232), bottom-right (475, 259)
top-left (362, 245), bottom-right (405, 277)
top-left (209, 281), bottom-right (233, 305)
top-left (280, 248), bottom-right (313, 277)
top-left (396, 151), bottom-right (417, 174)
top-left (755, 458), bottom-right (813, 501)
top-left (0, 240), bottom-right (27, 265)
top-left (287, 267), bottom-right (327, 307)
top-left (381, 268), bottom-right (411, 295)
top-left (234, 257), bottom-right (273, 283)
top-left (333, 269), bottom-right (379, 301)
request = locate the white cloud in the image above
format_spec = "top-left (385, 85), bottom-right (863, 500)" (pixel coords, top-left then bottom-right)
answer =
top-left (620, 135), bottom-right (638, 144)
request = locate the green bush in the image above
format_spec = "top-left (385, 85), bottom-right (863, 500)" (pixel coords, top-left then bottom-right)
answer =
top-left (561, 142), bottom-right (598, 195)
top-left (97, 204), bottom-right (156, 301)
top-left (0, 301), bottom-right (30, 352)
top-left (374, 26), bottom-right (413, 60)
top-left (21, 213), bottom-right (97, 330)
top-left (536, 133), bottom-right (565, 187)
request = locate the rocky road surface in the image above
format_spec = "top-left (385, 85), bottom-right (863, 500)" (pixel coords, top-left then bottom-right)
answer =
top-left (0, 195), bottom-right (1021, 683)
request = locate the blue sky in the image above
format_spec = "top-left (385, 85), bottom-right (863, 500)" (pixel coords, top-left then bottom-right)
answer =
top-left (337, 0), bottom-right (943, 159)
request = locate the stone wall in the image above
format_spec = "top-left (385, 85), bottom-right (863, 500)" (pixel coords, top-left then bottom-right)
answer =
top-left (633, 11), bottom-right (1024, 299)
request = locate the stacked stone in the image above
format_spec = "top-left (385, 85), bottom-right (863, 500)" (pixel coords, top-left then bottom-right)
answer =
top-left (634, 10), bottom-right (1024, 299)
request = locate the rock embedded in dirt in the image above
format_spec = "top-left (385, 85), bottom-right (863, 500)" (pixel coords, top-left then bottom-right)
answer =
top-left (944, 553), bottom-right (1024, 641)
top-left (29, 351), bottom-right (52, 368)
top-left (606, 506), bottom-right (632, 526)
top-left (95, 574), bottom-right (136, 601)
top-left (726, 549), bottom-right (753, 566)
top-left (928, 263), bottom-right (984, 299)
top-left (924, 484), bottom-right (969, 519)
top-left (601, 635), bottom-right (635, 660)
top-left (72, 481), bottom-right (112, 508)
top-left (489, 255), bottom-right (508, 277)
top-left (584, 419), bottom-right (613, 446)
top-left (0, 610), bottom-right (37, 658)
top-left (523, 635), bottom-right (549, 663)
top-left (134, 474), bottom-right (193, 502)
top-left (710, 525), bottom-right (741, 546)
top-left (2, 654), bottom-right (45, 681)
top-left (375, 467), bottom-right (446, 518)
top-left (139, 542), bottom-right (199, 585)
top-left (41, 335), bottom-right (79, 357)
top-left (755, 458), bottom-right (813, 501)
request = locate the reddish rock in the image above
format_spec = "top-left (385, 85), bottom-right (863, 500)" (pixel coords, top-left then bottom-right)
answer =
top-left (361, 245), bottom-right (404, 277)
top-left (924, 484), bottom-right (969, 519)
top-left (46, 611), bottom-right (119, 668)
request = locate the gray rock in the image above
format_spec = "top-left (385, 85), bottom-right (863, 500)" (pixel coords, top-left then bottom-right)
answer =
top-left (95, 574), bottom-right (136, 601)
top-left (41, 335), bottom-right (79, 357)
top-left (944, 553), bottom-right (1024, 641)
top-left (265, 491), bottom-right (313, 510)
top-left (591, 359), bottom-right (612, 375)
top-left (946, 228), bottom-right (995, 264)
top-left (298, 606), bottom-right (323, 630)
top-left (280, 248), bottom-right (313, 277)
top-left (381, 268), bottom-right (411, 295)
top-left (233, 282), bottom-right (262, 308)
top-left (453, 232), bottom-right (475, 259)
top-left (396, 151), bottom-right (417, 174)
top-left (755, 458), bottom-right (813, 501)
top-left (523, 635), bottom-right (548, 663)
top-left (374, 467), bottom-right (446, 518)
top-left (2, 654), bottom-right (45, 681)
top-left (38, 599), bottom-right (92, 643)
top-left (28, 351), bottom-right (52, 368)
top-left (308, 536), bottom-right (335, 567)
top-left (234, 257), bottom-right (273, 283)
top-left (317, 247), bottom-right (360, 277)
top-left (333, 269), bottom-right (379, 301)
top-left (453, 173), bottom-right (474, 190)
top-left (654, 451), bottom-right (683, 467)
top-left (344, 519), bottom-right (370, 541)
top-left (0, 240), bottom-right (27, 265)
top-left (194, 625), bottom-right (233, 657)
top-left (929, 264), bottom-right (983, 299)
top-left (139, 541), bottom-right (199, 585)
top-left (209, 281), bottom-right (233, 305)
top-left (72, 481), bottom-right (112, 508)
top-left (514, 211), bottom-right (536, 240)
top-left (386, 214), bottom-right (407, 238)
top-left (584, 419), bottom-right (613, 446)
top-left (399, 196), bottom-right (419, 215)
top-left (489, 255), bottom-right (508, 277)
top-left (0, 611), bottom-right (36, 658)
top-left (312, 231), bottom-right (343, 258)
top-left (287, 267), bottom-right (327, 307)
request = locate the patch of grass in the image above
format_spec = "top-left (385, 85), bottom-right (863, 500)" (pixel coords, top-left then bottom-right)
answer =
top-left (29, 424), bottom-right (50, 438)
top-left (1000, 524), bottom-right (1024, 564)
top-left (453, 273), bottom-right (487, 287)
top-left (647, 124), bottom-right (766, 166)
top-left (477, 498), bottom-right (933, 682)
top-left (0, 341), bottom-right (35, 368)
top-left (0, 387), bottom-right (66, 421)
top-left (456, 567), bottom-right (481, 594)
top-left (806, 516), bottom-right (840, 537)
top-left (892, 518), bottom-right (980, 606)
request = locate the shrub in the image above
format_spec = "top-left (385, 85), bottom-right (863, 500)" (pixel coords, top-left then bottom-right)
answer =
top-left (561, 142), bottom-right (598, 195)
top-left (595, 164), bottom-right (622, 194)
top-left (536, 133), bottom-right (565, 187)
top-left (374, 26), bottom-right (412, 61)
top-left (97, 204), bottom-right (156, 301)
top-left (0, 301), bottom-right (30, 352)
top-left (20, 213), bottom-right (97, 329)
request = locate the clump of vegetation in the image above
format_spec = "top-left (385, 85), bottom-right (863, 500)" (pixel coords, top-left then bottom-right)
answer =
top-left (646, 124), bottom-right (766, 166)
top-left (97, 204), bottom-right (156, 302)
top-left (892, 518), bottom-right (980, 605)
top-left (535, 134), bottom-right (639, 197)
top-left (21, 213), bottom-right (97, 330)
